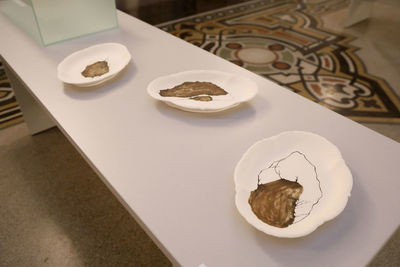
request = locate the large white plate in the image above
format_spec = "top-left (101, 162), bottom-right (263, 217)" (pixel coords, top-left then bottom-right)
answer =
top-left (234, 131), bottom-right (353, 238)
top-left (57, 43), bottom-right (131, 87)
top-left (146, 70), bottom-right (258, 113)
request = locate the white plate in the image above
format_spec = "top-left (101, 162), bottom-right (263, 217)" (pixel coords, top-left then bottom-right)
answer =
top-left (57, 43), bottom-right (131, 87)
top-left (234, 131), bottom-right (353, 238)
top-left (146, 70), bottom-right (258, 113)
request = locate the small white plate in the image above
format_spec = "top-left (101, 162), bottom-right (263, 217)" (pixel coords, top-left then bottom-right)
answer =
top-left (146, 70), bottom-right (258, 113)
top-left (57, 43), bottom-right (131, 87)
top-left (234, 131), bottom-right (353, 238)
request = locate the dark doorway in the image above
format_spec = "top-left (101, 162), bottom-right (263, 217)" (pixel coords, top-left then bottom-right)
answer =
top-left (116, 0), bottom-right (252, 25)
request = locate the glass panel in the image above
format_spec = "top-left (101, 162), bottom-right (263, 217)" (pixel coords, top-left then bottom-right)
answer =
top-left (0, 0), bottom-right (118, 46)
top-left (0, 0), bottom-right (42, 44)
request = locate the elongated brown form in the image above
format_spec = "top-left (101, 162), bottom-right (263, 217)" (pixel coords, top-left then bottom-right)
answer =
top-left (190, 95), bottom-right (213, 101)
top-left (81, 61), bottom-right (109, 78)
top-left (159, 81), bottom-right (227, 98)
top-left (249, 179), bottom-right (303, 228)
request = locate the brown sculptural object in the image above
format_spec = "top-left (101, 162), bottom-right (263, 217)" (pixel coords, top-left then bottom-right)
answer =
top-left (159, 81), bottom-right (227, 98)
top-left (81, 61), bottom-right (109, 78)
top-left (249, 179), bottom-right (303, 228)
top-left (190, 96), bottom-right (213, 101)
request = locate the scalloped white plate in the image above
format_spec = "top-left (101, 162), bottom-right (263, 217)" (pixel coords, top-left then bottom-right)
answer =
top-left (146, 70), bottom-right (258, 113)
top-left (234, 131), bottom-right (353, 238)
top-left (57, 43), bottom-right (131, 87)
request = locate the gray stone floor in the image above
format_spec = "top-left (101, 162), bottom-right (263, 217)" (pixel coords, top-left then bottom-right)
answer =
top-left (0, 123), bottom-right (171, 266)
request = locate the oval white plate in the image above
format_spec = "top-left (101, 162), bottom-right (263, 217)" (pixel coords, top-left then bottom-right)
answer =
top-left (146, 70), bottom-right (258, 113)
top-left (234, 131), bottom-right (353, 238)
top-left (57, 43), bottom-right (131, 87)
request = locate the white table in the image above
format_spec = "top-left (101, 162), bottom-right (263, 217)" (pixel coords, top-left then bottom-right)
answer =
top-left (1, 11), bottom-right (399, 267)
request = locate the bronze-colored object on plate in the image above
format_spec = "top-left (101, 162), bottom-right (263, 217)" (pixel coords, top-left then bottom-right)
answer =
top-left (249, 179), bottom-right (303, 228)
top-left (190, 96), bottom-right (213, 101)
top-left (81, 61), bottom-right (109, 78)
top-left (159, 81), bottom-right (228, 98)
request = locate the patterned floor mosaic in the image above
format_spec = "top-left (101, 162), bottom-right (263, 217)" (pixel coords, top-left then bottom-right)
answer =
top-left (159, 0), bottom-right (400, 123)
top-left (1, 0), bottom-right (399, 130)
top-left (0, 61), bottom-right (23, 130)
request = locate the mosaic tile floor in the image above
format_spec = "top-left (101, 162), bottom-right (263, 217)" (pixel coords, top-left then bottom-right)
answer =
top-left (1, 0), bottom-right (400, 140)
top-left (159, 0), bottom-right (400, 125)
top-left (0, 61), bottom-right (23, 129)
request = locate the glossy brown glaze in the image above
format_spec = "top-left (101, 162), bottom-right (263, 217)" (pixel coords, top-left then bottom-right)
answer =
top-left (159, 81), bottom-right (227, 98)
top-left (81, 61), bottom-right (109, 78)
top-left (249, 179), bottom-right (303, 228)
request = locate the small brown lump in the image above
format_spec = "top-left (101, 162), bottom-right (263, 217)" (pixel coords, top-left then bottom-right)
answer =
top-left (190, 96), bottom-right (213, 101)
top-left (81, 61), bottom-right (109, 78)
top-left (159, 81), bottom-right (228, 98)
top-left (249, 179), bottom-right (303, 228)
